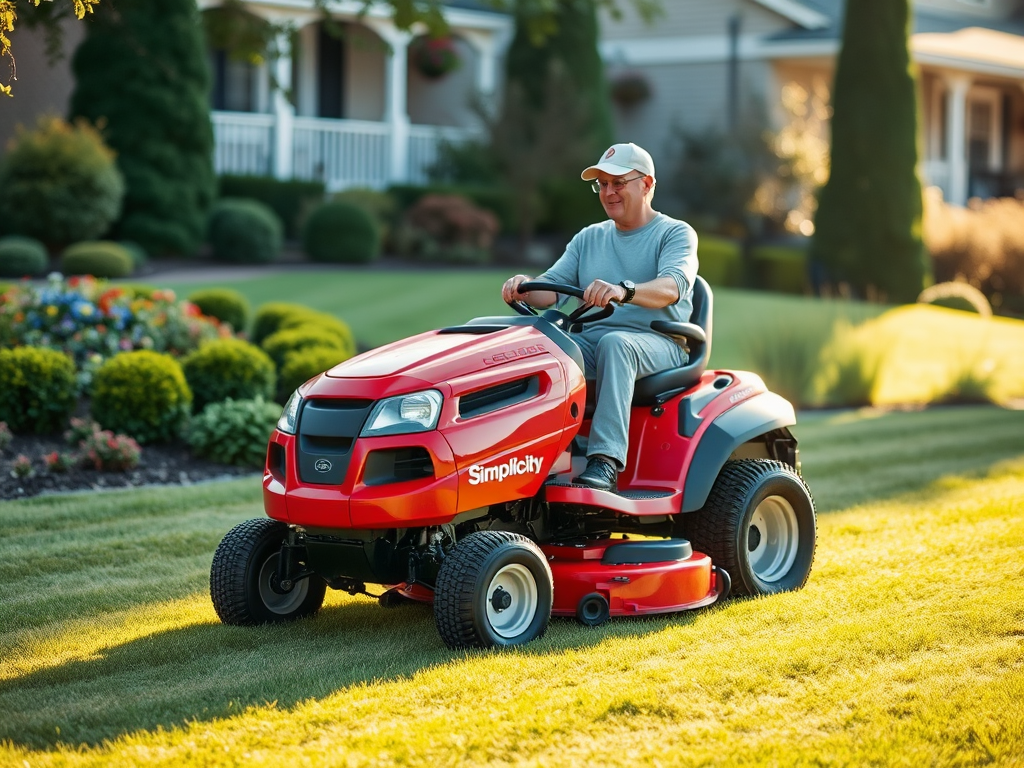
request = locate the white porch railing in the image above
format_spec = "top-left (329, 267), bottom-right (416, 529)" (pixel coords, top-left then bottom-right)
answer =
top-left (293, 117), bottom-right (391, 190)
top-left (212, 111), bottom-right (481, 189)
top-left (211, 112), bottom-right (275, 177)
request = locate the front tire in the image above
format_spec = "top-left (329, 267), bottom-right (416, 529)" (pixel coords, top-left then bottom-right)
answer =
top-left (434, 531), bottom-right (553, 649)
top-left (682, 459), bottom-right (816, 597)
top-left (210, 518), bottom-right (327, 625)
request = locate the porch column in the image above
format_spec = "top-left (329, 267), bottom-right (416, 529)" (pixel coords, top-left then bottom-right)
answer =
top-left (368, 24), bottom-right (412, 184)
top-left (272, 31), bottom-right (295, 180)
top-left (945, 74), bottom-right (971, 206)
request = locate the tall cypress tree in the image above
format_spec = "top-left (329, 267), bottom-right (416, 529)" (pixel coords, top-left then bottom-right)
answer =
top-left (811, 0), bottom-right (931, 302)
top-left (69, 0), bottom-right (214, 256)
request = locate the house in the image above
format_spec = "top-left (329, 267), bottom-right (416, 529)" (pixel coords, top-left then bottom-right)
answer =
top-left (599, 0), bottom-right (1024, 206)
top-left (0, 0), bottom-right (512, 191)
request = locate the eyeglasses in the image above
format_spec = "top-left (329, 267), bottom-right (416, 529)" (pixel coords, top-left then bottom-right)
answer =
top-left (591, 174), bottom-right (646, 194)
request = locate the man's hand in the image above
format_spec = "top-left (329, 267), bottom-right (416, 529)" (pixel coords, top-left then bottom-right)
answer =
top-left (582, 279), bottom-right (627, 308)
top-left (501, 274), bottom-right (533, 304)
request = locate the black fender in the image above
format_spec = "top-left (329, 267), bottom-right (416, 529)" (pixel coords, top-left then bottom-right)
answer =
top-left (681, 392), bottom-right (796, 512)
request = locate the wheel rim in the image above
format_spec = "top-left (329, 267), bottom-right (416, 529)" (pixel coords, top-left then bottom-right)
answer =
top-left (257, 553), bottom-right (309, 615)
top-left (485, 563), bottom-right (538, 639)
top-left (747, 495), bottom-right (799, 583)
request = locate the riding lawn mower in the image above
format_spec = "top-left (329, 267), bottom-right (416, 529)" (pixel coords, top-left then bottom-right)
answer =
top-left (210, 276), bottom-right (817, 648)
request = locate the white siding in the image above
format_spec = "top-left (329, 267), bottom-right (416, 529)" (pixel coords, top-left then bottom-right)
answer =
top-left (346, 25), bottom-right (386, 121)
top-left (407, 35), bottom-right (481, 127)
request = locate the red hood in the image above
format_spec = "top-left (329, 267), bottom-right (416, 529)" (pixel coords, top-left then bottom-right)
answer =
top-left (324, 324), bottom-right (554, 383)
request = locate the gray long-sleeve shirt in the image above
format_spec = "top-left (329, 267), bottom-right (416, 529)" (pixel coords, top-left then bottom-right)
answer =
top-left (539, 212), bottom-right (699, 342)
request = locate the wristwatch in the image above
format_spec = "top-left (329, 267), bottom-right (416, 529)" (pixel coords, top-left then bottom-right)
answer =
top-left (619, 280), bottom-right (636, 304)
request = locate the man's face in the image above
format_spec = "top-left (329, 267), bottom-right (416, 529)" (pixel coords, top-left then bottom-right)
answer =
top-left (595, 170), bottom-right (650, 224)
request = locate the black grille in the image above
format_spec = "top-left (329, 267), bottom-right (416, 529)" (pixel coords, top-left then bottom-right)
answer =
top-left (297, 398), bottom-right (375, 484)
top-left (363, 448), bottom-right (434, 486)
top-left (459, 376), bottom-right (540, 419)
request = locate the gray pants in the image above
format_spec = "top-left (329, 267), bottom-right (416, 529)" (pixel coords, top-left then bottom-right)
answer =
top-left (573, 329), bottom-right (688, 470)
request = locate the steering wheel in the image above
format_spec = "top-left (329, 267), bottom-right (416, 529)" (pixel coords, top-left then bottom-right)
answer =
top-left (507, 280), bottom-right (615, 328)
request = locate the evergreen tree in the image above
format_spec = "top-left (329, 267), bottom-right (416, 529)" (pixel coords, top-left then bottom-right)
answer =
top-left (69, 0), bottom-right (214, 255)
top-left (497, 0), bottom-right (613, 245)
top-left (810, 0), bottom-right (931, 302)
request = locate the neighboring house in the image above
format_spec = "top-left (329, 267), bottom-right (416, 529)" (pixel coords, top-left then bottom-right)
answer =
top-left (599, 0), bottom-right (1024, 206)
top-left (0, 0), bottom-right (512, 191)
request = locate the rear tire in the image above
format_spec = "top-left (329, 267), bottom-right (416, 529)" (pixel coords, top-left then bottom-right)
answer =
top-left (681, 459), bottom-right (816, 597)
top-left (434, 531), bottom-right (552, 649)
top-left (210, 518), bottom-right (327, 625)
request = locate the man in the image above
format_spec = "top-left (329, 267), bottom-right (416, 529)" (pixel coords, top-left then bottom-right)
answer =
top-left (501, 142), bottom-right (698, 491)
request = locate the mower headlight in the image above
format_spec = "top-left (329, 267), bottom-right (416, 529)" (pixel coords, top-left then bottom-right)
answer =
top-left (277, 390), bottom-right (303, 435)
top-left (360, 389), bottom-right (443, 437)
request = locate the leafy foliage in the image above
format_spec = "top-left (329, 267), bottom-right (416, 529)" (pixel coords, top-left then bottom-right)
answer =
top-left (277, 311), bottom-right (355, 357)
top-left (60, 241), bottom-right (134, 279)
top-left (278, 346), bottom-right (351, 401)
top-left (188, 396), bottom-right (281, 468)
top-left (0, 346), bottom-right (77, 434)
top-left (261, 326), bottom-right (348, 371)
top-left (251, 302), bottom-right (313, 347)
top-left (0, 236), bottom-right (48, 278)
top-left (401, 194), bottom-right (500, 264)
top-left (206, 198), bottom-right (283, 264)
top-left (0, 0), bottom-right (99, 96)
top-left (91, 351), bottom-right (192, 444)
top-left (182, 338), bottom-right (276, 413)
top-left (217, 175), bottom-right (326, 240)
top-left (0, 116), bottom-right (124, 246)
top-left (69, 0), bottom-right (215, 256)
top-left (302, 201), bottom-right (380, 264)
top-left (187, 288), bottom-right (251, 332)
top-left (78, 428), bottom-right (142, 471)
top-left (811, 0), bottom-right (930, 302)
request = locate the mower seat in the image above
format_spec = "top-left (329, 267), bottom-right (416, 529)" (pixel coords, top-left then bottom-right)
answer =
top-left (632, 274), bottom-right (713, 405)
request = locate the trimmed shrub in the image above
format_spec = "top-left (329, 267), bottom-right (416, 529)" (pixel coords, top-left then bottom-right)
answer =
top-left (698, 236), bottom-right (743, 288)
top-left (332, 188), bottom-right (398, 245)
top-left (0, 116), bottom-right (125, 246)
top-left (261, 326), bottom-right (348, 370)
top-left (389, 183), bottom-right (515, 235)
top-left (277, 312), bottom-right (355, 357)
top-left (207, 197), bottom-right (283, 264)
top-left (182, 338), bottom-right (276, 412)
top-left (0, 236), bottom-right (49, 278)
top-left (251, 302), bottom-right (313, 346)
top-left (404, 194), bottom-right (499, 262)
top-left (79, 430), bottom-right (142, 471)
top-left (188, 396), bottom-right (282, 468)
top-left (0, 347), bottom-right (77, 434)
top-left (303, 201), bottom-right (380, 264)
top-left (218, 175), bottom-right (325, 239)
top-left (278, 346), bottom-right (351, 400)
top-left (91, 351), bottom-right (192, 444)
top-left (118, 283), bottom-right (160, 300)
top-left (61, 241), bottom-right (134, 278)
top-left (752, 245), bottom-right (808, 294)
top-left (188, 288), bottom-right (251, 332)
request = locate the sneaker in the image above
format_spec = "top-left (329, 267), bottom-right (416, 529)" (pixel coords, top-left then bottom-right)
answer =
top-left (572, 456), bottom-right (618, 491)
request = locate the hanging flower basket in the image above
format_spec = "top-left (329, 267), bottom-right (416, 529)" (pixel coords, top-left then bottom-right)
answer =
top-left (411, 36), bottom-right (462, 80)
top-left (610, 71), bottom-right (652, 107)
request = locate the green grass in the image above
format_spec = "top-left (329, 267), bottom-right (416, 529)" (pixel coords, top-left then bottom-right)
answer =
top-left (2, 405), bottom-right (1024, 766)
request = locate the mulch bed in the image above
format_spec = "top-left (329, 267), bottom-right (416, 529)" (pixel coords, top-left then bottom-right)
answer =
top-left (0, 432), bottom-right (257, 501)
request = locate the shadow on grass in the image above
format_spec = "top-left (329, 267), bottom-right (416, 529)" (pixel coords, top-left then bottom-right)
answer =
top-left (0, 591), bottom-right (723, 750)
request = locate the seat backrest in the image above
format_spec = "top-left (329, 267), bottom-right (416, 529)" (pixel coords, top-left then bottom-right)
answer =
top-left (631, 274), bottom-right (714, 405)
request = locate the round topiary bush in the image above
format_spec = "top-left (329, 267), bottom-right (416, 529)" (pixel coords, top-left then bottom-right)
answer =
top-left (188, 396), bottom-right (282, 468)
top-left (0, 347), bottom-right (77, 434)
top-left (0, 116), bottom-right (125, 247)
top-left (182, 338), bottom-right (276, 412)
top-left (91, 351), bottom-right (192, 444)
top-left (251, 302), bottom-right (316, 346)
top-left (278, 346), bottom-right (352, 401)
top-left (261, 326), bottom-right (348, 370)
top-left (278, 311), bottom-right (356, 357)
top-left (302, 201), bottom-right (380, 264)
top-left (0, 236), bottom-right (49, 278)
top-left (118, 241), bottom-right (149, 271)
top-left (61, 241), bottom-right (134, 278)
top-left (207, 197), bottom-right (283, 264)
top-left (188, 288), bottom-right (251, 332)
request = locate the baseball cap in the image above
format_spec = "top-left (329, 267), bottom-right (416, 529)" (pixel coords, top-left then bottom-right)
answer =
top-left (581, 142), bottom-right (655, 180)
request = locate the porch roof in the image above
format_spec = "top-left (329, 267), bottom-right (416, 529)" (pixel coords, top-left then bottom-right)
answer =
top-left (911, 26), bottom-right (1024, 79)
